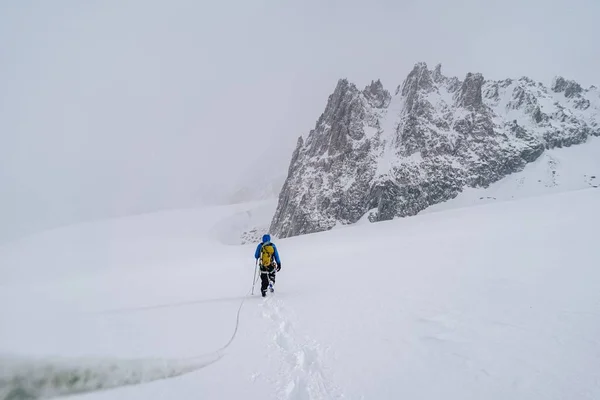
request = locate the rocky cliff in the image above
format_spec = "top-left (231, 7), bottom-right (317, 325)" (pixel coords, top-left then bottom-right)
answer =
top-left (270, 63), bottom-right (600, 237)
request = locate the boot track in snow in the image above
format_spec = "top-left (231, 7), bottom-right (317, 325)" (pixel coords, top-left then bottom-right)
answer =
top-left (259, 297), bottom-right (344, 400)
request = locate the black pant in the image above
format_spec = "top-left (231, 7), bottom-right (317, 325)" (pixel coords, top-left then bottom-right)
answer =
top-left (260, 265), bottom-right (276, 293)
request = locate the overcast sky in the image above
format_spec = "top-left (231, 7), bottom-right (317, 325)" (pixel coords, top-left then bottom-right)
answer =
top-left (1, 0), bottom-right (599, 242)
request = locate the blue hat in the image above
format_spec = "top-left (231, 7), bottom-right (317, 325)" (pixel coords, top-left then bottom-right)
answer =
top-left (262, 234), bottom-right (271, 243)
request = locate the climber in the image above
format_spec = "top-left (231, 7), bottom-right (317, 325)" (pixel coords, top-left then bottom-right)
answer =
top-left (254, 234), bottom-right (281, 297)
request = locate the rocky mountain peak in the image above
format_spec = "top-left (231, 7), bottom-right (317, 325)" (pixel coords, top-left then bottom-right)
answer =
top-left (400, 62), bottom-right (436, 117)
top-left (552, 76), bottom-right (583, 98)
top-left (401, 62), bottom-right (434, 96)
top-left (432, 63), bottom-right (444, 83)
top-left (306, 79), bottom-right (364, 158)
top-left (270, 64), bottom-right (600, 238)
top-left (456, 72), bottom-right (485, 109)
top-left (363, 79), bottom-right (391, 108)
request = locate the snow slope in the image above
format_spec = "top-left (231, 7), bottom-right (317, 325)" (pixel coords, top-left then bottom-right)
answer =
top-left (424, 136), bottom-right (600, 213)
top-left (1, 189), bottom-right (600, 399)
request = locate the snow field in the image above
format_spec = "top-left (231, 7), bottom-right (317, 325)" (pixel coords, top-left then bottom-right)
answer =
top-left (1, 183), bottom-right (599, 399)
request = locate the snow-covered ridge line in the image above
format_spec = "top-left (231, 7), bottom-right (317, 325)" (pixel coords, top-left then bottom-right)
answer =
top-left (270, 62), bottom-right (600, 238)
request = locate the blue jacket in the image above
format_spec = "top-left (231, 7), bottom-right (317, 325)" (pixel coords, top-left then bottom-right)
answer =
top-left (254, 234), bottom-right (281, 265)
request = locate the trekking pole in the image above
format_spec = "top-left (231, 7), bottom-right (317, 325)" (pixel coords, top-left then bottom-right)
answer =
top-left (251, 259), bottom-right (259, 295)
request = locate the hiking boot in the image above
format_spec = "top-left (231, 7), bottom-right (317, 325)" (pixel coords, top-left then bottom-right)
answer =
top-left (261, 290), bottom-right (267, 298)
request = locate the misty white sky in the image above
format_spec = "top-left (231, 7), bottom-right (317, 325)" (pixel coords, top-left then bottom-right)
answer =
top-left (1, 0), bottom-right (599, 242)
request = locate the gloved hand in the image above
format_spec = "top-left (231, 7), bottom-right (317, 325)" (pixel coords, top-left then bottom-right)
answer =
top-left (276, 263), bottom-right (281, 272)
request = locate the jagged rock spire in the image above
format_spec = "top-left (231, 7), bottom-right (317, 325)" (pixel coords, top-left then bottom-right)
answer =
top-left (456, 73), bottom-right (484, 109)
top-left (363, 80), bottom-right (391, 108)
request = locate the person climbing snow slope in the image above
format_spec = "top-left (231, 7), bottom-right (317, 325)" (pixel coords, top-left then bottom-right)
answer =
top-left (254, 234), bottom-right (281, 297)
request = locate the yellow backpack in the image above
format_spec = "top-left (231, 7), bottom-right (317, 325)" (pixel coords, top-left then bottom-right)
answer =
top-left (260, 243), bottom-right (275, 267)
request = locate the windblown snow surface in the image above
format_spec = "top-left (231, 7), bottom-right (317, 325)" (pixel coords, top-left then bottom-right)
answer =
top-left (2, 162), bottom-right (600, 398)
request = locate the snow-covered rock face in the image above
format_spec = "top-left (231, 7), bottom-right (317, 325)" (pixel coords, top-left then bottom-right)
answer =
top-left (270, 62), bottom-right (600, 238)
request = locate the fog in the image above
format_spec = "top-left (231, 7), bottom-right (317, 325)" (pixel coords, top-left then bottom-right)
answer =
top-left (1, 0), bottom-right (598, 242)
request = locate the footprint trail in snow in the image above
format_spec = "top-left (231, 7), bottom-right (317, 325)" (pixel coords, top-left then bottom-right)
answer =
top-left (259, 297), bottom-right (345, 400)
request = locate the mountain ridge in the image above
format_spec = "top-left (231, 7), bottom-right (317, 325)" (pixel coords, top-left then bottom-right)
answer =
top-left (270, 62), bottom-right (600, 237)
